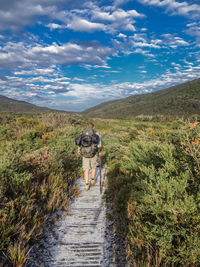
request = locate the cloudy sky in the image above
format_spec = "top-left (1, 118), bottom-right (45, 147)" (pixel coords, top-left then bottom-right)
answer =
top-left (0, 0), bottom-right (200, 111)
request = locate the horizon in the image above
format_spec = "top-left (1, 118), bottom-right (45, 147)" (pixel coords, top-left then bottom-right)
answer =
top-left (1, 76), bottom-right (199, 113)
top-left (0, 0), bottom-right (200, 112)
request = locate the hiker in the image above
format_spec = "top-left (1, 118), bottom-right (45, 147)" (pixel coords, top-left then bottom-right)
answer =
top-left (75, 122), bottom-right (101, 190)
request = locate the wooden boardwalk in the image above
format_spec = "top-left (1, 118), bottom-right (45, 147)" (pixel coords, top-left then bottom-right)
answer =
top-left (47, 168), bottom-right (107, 267)
top-left (28, 167), bottom-right (119, 267)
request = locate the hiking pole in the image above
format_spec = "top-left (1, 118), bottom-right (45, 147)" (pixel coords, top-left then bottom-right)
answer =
top-left (98, 152), bottom-right (102, 194)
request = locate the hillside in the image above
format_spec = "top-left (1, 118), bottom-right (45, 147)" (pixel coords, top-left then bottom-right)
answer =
top-left (0, 95), bottom-right (53, 113)
top-left (0, 95), bottom-right (69, 113)
top-left (82, 78), bottom-right (200, 119)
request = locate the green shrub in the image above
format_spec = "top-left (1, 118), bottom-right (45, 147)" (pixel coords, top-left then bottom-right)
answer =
top-left (105, 120), bottom-right (200, 266)
top-left (0, 114), bottom-right (82, 266)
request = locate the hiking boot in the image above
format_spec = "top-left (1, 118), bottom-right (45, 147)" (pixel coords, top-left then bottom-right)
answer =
top-left (85, 182), bottom-right (90, 191)
top-left (91, 178), bottom-right (96, 186)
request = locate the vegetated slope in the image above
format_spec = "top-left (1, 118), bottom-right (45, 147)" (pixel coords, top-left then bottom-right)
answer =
top-left (82, 78), bottom-right (200, 118)
top-left (0, 95), bottom-right (53, 113)
top-left (0, 95), bottom-right (71, 113)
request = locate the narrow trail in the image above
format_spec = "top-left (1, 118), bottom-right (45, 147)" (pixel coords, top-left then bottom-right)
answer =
top-left (28, 167), bottom-right (127, 267)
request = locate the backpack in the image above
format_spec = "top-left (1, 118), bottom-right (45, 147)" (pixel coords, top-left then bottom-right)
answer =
top-left (80, 144), bottom-right (97, 158)
top-left (75, 128), bottom-right (99, 158)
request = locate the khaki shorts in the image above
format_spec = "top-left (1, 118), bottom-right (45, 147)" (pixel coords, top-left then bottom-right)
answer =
top-left (82, 155), bottom-right (97, 171)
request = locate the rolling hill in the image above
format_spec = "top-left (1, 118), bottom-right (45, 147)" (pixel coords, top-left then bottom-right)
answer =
top-left (0, 95), bottom-right (53, 113)
top-left (0, 95), bottom-right (68, 113)
top-left (82, 78), bottom-right (200, 119)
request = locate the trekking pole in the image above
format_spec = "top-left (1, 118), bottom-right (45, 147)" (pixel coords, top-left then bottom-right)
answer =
top-left (98, 152), bottom-right (102, 194)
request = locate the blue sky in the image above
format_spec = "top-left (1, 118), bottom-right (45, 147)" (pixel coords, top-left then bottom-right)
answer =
top-left (0, 0), bottom-right (200, 111)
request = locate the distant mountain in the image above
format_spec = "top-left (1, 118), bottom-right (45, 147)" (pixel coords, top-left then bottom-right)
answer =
top-left (82, 78), bottom-right (200, 119)
top-left (0, 95), bottom-right (60, 113)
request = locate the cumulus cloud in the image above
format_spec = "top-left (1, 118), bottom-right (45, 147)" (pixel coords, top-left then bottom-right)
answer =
top-left (118, 33), bottom-right (127, 38)
top-left (161, 34), bottom-right (190, 48)
top-left (67, 18), bottom-right (106, 32)
top-left (0, 0), bottom-right (91, 31)
top-left (137, 0), bottom-right (200, 19)
top-left (90, 6), bottom-right (144, 33)
top-left (0, 1), bottom-right (55, 31)
top-left (0, 40), bottom-right (112, 70)
top-left (113, 0), bottom-right (132, 6)
top-left (14, 67), bottom-right (59, 76)
top-left (130, 33), bottom-right (161, 49)
top-left (0, 0), bottom-right (144, 36)
top-left (185, 22), bottom-right (200, 44)
top-left (46, 23), bottom-right (67, 30)
top-left (92, 8), bottom-right (143, 21)
top-left (112, 32), bottom-right (189, 58)
top-left (145, 33), bottom-right (188, 49)
top-left (49, 4), bottom-right (144, 34)
top-left (0, 66), bottom-right (73, 103)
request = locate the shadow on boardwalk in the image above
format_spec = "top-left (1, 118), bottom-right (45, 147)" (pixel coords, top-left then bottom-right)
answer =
top-left (103, 198), bottom-right (128, 267)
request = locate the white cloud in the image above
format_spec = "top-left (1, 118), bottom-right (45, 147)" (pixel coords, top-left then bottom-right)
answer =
top-left (73, 77), bottom-right (85, 81)
top-left (0, 41), bottom-right (112, 70)
top-left (2, 33), bottom-right (188, 73)
top-left (46, 23), bottom-right (67, 30)
top-left (0, 67), bottom-right (73, 101)
top-left (134, 48), bottom-right (155, 57)
top-left (14, 67), bottom-right (58, 76)
top-left (161, 34), bottom-right (190, 48)
top-left (113, 0), bottom-right (132, 6)
top-left (112, 32), bottom-right (189, 58)
top-left (112, 33), bottom-right (162, 57)
top-left (0, 1), bottom-right (55, 31)
top-left (185, 21), bottom-right (200, 44)
top-left (118, 33), bottom-right (127, 38)
top-left (0, 0), bottom-right (144, 37)
top-left (67, 18), bottom-right (106, 32)
top-left (137, 0), bottom-right (200, 19)
top-left (0, 0), bottom-right (90, 31)
top-left (130, 39), bottom-right (160, 49)
top-left (91, 6), bottom-right (144, 33)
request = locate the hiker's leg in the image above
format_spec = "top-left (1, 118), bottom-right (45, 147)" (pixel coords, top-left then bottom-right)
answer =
top-left (82, 157), bottom-right (91, 184)
top-left (91, 155), bottom-right (97, 179)
top-left (91, 168), bottom-right (96, 179)
top-left (84, 169), bottom-right (89, 183)
top-left (91, 167), bottom-right (96, 185)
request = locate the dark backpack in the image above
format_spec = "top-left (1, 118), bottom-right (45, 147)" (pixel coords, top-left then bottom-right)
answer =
top-left (75, 128), bottom-right (99, 158)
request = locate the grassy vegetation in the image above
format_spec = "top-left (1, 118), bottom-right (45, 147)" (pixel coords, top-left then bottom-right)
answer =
top-left (0, 112), bottom-right (199, 266)
top-left (103, 117), bottom-right (200, 266)
top-left (82, 78), bottom-right (200, 119)
top-left (0, 113), bottom-right (84, 266)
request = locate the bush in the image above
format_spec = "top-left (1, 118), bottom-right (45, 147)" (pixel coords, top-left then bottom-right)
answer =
top-left (105, 120), bottom-right (200, 266)
top-left (126, 142), bottom-right (200, 266)
top-left (0, 114), bottom-right (82, 266)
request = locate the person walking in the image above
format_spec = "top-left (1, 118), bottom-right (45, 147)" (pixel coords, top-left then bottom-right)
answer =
top-left (75, 122), bottom-right (101, 190)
